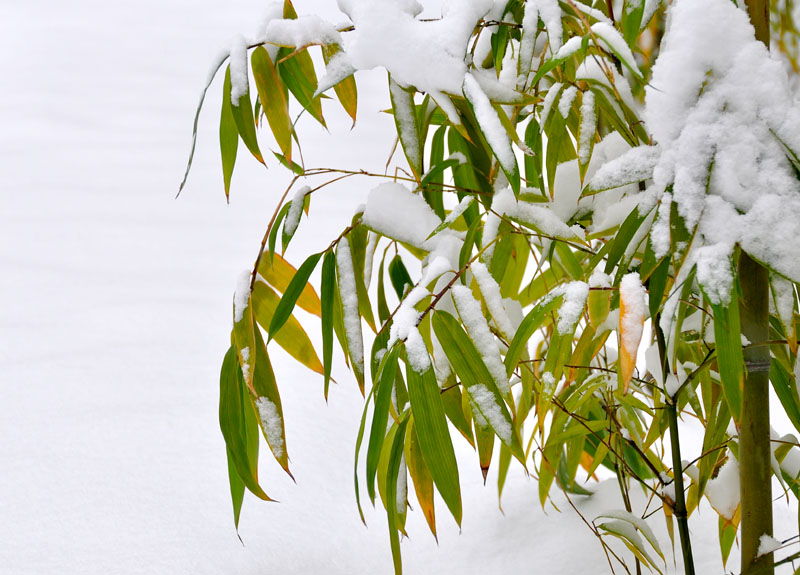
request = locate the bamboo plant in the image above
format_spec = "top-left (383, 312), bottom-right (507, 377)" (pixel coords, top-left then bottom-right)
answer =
top-left (181, 1), bottom-right (800, 573)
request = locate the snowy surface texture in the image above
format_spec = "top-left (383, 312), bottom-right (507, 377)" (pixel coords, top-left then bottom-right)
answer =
top-left (644, 0), bottom-right (800, 303)
top-left (1, 1), bottom-right (797, 574)
top-left (337, 0), bottom-right (493, 94)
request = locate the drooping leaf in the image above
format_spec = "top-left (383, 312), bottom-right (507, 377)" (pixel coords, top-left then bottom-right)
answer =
top-left (323, 44), bottom-right (357, 125)
top-left (384, 416), bottom-right (409, 575)
top-left (505, 294), bottom-right (563, 377)
top-left (230, 61), bottom-right (265, 165)
top-left (710, 291), bottom-right (744, 422)
top-left (432, 311), bottom-right (523, 461)
top-left (251, 46), bottom-right (293, 161)
top-left (277, 46), bottom-right (326, 127)
top-left (250, 324), bottom-right (291, 475)
top-left (179, 51), bottom-right (228, 195)
top-left (220, 67), bottom-right (239, 200)
top-left (219, 346), bottom-right (272, 501)
top-left (268, 252), bottom-right (322, 338)
top-left (252, 281), bottom-right (324, 374)
top-left (405, 353), bottom-right (462, 525)
top-left (257, 252), bottom-right (321, 316)
top-left (405, 419), bottom-right (437, 538)
top-left (367, 346), bottom-right (400, 502)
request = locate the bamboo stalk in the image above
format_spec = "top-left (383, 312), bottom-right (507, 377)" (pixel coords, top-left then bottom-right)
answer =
top-left (739, 2), bottom-right (773, 573)
top-left (738, 252), bottom-right (773, 575)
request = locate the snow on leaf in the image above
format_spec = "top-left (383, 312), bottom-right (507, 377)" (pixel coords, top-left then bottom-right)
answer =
top-left (619, 272), bottom-right (646, 393)
top-left (463, 73), bottom-right (517, 179)
top-left (452, 285), bottom-right (510, 395)
top-left (255, 396), bottom-right (285, 458)
top-left (283, 186), bottom-right (310, 239)
top-left (336, 237), bottom-right (364, 373)
top-left (264, 15), bottom-right (342, 47)
top-left (471, 261), bottom-right (515, 339)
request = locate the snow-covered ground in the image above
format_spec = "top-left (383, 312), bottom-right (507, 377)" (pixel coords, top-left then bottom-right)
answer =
top-left (1, 1), bottom-right (796, 573)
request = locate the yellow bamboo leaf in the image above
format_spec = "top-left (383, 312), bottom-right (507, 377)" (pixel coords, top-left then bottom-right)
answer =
top-left (258, 253), bottom-right (321, 317)
top-left (252, 282), bottom-right (324, 375)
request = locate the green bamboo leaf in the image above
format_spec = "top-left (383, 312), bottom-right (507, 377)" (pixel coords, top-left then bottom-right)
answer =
top-left (230, 63), bottom-right (265, 165)
top-left (220, 67), bottom-right (239, 201)
top-left (367, 346), bottom-right (400, 502)
top-left (257, 252), bottom-right (321, 317)
top-left (385, 416), bottom-right (409, 575)
top-left (497, 442), bottom-right (512, 508)
top-left (268, 203), bottom-right (290, 259)
top-left (388, 255), bottom-right (413, 300)
top-left (604, 207), bottom-right (647, 274)
top-left (273, 151), bottom-right (304, 175)
top-left (226, 448), bottom-right (246, 531)
top-left (353, 378), bottom-right (377, 525)
top-left (422, 125), bottom-right (447, 219)
top-left (252, 282), bottom-right (324, 375)
top-left (321, 251), bottom-right (336, 396)
top-left (178, 51), bottom-right (228, 195)
top-left (405, 354), bottom-right (462, 525)
top-left (277, 46), bottom-right (326, 127)
top-left (250, 325), bottom-right (291, 475)
top-left (251, 46), bottom-right (293, 162)
top-left (219, 346), bottom-right (272, 501)
top-left (268, 252), bottom-right (322, 339)
top-left (710, 291), bottom-right (744, 422)
top-left (377, 254), bottom-right (391, 325)
top-left (432, 311), bottom-right (523, 461)
top-left (770, 358), bottom-right (800, 434)
top-left (505, 294), bottom-right (563, 377)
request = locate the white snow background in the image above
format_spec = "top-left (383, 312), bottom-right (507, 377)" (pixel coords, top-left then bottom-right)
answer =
top-left (0, 1), bottom-right (796, 573)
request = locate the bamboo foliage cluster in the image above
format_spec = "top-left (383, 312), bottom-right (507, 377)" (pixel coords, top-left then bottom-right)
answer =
top-left (183, 1), bottom-right (800, 573)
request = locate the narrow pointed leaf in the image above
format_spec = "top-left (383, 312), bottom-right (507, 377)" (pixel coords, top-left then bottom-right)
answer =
top-left (219, 346), bottom-right (272, 501)
top-left (323, 44), bottom-right (357, 125)
top-left (321, 251), bottom-right (336, 395)
top-left (251, 46), bottom-right (293, 161)
top-left (505, 295), bottom-right (563, 377)
top-left (268, 252), bottom-right (322, 338)
top-left (257, 253), bottom-right (321, 317)
top-left (385, 417), bottom-right (409, 575)
top-left (252, 282), bottom-right (323, 374)
top-left (406, 420), bottom-right (437, 538)
top-left (405, 356), bottom-right (462, 525)
top-left (220, 67), bottom-right (239, 200)
top-left (710, 293), bottom-right (744, 422)
top-left (179, 51), bottom-right (228, 194)
top-left (248, 326), bottom-right (290, 475)
top-left (230, 68), bottom-right (264, 165)
top-left (433, 311), bottom-right (523, 461)
top-left (367, 346), bottom-right (400, 502)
